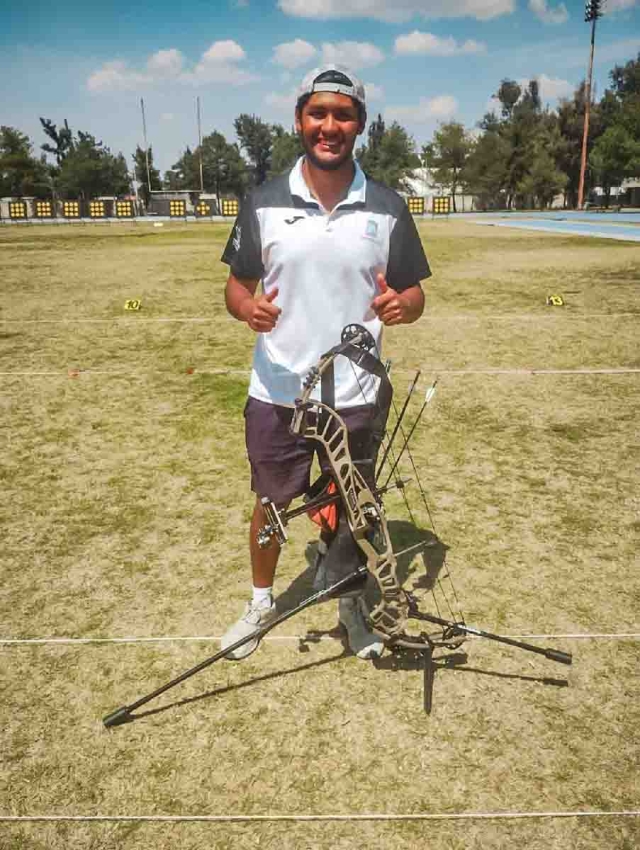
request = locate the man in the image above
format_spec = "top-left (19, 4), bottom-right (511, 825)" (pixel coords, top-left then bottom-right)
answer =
top-left (220, 64), bottom-right (430, 660)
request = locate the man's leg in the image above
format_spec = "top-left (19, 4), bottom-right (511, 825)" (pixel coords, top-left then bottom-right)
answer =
top-left (219, 498), bottom-right (281, 660)
top-left (221, 398), bottom-right (312, 660)
top-left (249, 497), bottom-right (282, 588)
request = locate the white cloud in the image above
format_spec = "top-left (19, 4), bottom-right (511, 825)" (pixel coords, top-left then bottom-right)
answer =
top-left (87, 41), bottom-right (257, 92)
top-left (528, 0), bottom-right (568, 25)
top-left (87, 61), bottom-right (150, 92)
top-left (272, 39), bottom-right (318, 69)
top-left (146, 48), bottom-right (184, 76)
top-left (607, 0), bottom-right (637, 10)
top-left (385, 94), bottom-right (458, 122)
top-left (265, 89), bottom-right (298, 111)
top-left (365, 82), bottom-right (384, 100)
top-left (160, 112), bottom-right (175, 121)
top-left (188, 40), bottom-right (258, 84)
top-left (535, 74), bottom-right (573, 100)
top-left (321, 41), bottom-right (385, 69)
top-left (200, 40), bottom-right (246, 64)
top-left (395, 31), bottom-right (486, 55)
top-left (278, 0), bottom-right (514, 22)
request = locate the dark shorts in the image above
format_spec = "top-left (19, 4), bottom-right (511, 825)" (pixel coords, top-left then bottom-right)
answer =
top-left (245, 396), bottom-right (377, 505)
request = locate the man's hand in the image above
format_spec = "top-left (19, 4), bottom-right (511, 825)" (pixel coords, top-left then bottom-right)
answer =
top-left (240, 287), bottom-right (281, 333)
top-left (371, 274), bottom-right (414, 326)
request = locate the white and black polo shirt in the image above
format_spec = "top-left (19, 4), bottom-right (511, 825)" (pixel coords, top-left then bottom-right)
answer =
top-left (221, 157), bottom-right (431, 408)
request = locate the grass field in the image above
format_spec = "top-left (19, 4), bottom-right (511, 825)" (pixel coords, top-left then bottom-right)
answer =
top-left (1, 219), bottom-right (639, 849)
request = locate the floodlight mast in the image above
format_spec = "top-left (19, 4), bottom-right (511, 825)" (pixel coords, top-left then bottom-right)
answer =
top-left (140, 98), bottom-right (152, 197)
top-left (577, 0), bottom-right (604, 209)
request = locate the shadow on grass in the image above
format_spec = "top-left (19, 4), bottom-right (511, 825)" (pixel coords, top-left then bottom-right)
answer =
top-left (117, 521), bottom-right (565, 726)
top-left (374, 649), bottom-right (569, 688)
top-left (274, 518), bottom-right (449, 615)
top-left (131, 649), bottom-right (350, 724)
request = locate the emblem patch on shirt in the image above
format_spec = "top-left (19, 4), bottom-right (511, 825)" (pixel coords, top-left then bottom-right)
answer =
top-left (364, 219), bottom-right (378, 239)
top-left (233, 225), bottom-right (242, 253)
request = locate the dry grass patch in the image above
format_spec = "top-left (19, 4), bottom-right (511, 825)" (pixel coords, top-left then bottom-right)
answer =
top-left (1, 220), bottom-right (639, 849)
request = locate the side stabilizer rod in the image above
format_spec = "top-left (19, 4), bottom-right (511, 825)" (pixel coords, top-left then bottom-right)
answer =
top-left (413, 611), bottom-right (573, 666)
top-left (103, 566), bottom-right (369, 728)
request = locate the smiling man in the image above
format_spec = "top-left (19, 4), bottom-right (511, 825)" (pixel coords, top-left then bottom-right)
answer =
top-left (220, 64), bottom-right (431, 661)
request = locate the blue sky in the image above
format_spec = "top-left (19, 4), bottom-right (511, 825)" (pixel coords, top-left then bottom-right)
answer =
top-left (2, 0), bottom-right (639, 175)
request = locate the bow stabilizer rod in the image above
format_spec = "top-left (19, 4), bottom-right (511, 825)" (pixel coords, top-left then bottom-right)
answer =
top-left (408, 606), bottom-right (572, 665)
top-left (103, 566), bottom-right (368, 728)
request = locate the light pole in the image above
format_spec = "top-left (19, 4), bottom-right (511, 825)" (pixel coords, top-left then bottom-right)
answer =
top-left (577, 0), bottom-right (603, 209)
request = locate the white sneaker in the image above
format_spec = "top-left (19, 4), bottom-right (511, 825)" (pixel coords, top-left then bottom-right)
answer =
top-left (338, 597), bottom-right (384, 659)
top-left (221, 601), bottom-right (277, 660)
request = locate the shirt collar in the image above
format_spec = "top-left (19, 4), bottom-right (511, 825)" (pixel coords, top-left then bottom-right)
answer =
top-left (289, 156), bottom-right (367, 207)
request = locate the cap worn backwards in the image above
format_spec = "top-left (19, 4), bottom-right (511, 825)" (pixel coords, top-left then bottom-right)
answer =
top-left (296, 64), bottom-right (366, 108)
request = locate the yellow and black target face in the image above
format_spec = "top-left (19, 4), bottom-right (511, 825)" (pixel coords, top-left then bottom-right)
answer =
top-left (221, 199), bottom-right (239, 217)
top-left (432, 196), bottom-right (451, 215)
top-left (196, 202), bottom-right (211, 217)
top-left (63, 201), bottom-right (81, 218)
top-left (407, 197), bottom-right (425, 215)
top-left (9, 202), bottom-right (28, 219)
top-left (169, 200), bottom-right (187, 217)
top-left (34, 200), bottom-right (53, 218)
top-left (115, 201), bottom-right (134, 218)
top-left (89, 201), bottom-right (106, 218)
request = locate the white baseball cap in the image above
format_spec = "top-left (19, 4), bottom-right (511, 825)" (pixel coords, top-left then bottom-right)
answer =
top-left (296, 65), bottom-right (366, 109)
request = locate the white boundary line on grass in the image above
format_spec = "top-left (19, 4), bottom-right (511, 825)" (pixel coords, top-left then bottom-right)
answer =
top-left (1, 633), bottom-right (638, 646)
top-left (2, 810), bottom-right (639, 823)
top-left (1, 368), bottom-right (640, 377)
top-left (1, 313), bottom-right (638, 324)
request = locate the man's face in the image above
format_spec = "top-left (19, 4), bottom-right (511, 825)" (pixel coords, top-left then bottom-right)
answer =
top-left (295, 92), bottom-right (364, 172)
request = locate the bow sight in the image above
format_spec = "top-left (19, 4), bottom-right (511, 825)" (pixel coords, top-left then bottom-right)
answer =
top-left (103, 324), bottom-right (571, 729)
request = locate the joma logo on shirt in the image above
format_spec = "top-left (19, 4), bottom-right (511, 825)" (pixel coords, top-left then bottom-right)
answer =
top-left (285, 216), bottom-right (304, 225)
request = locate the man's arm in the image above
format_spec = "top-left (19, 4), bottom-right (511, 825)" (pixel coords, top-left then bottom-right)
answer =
top-left (371, 275), bottom-right (424, 326)
top-left (225, 273), bottom-right (281, 333)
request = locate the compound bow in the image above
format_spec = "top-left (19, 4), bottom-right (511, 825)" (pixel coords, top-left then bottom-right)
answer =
top-left (103, 324), bottom-right (571, 728)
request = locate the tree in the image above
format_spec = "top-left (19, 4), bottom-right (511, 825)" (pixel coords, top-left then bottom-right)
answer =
top-left (200, 131), bottom-right (247, 205)
top-left (270, 126), bottom-right (303, 176)
top-left (464, 129), bottom-right (511, 210)
top-left (167, 134), bottom-right (247, 206)
top-left (496, 79), bottom-right (522, 119)
top-left (356, 114), bottom-right (386, 175)
top-left (39, 118), bottom-right (73, 165)
top-left (607, 52), bottom-right (640, 140)
top-left (590, 125), bottom-right (640, 206)
top-left (167, 146), bottom-right (199, 190)
top-left (502, 79), bottom-right (546, 208)
top-left (0, 126), bottom-right (51, 197)
top-left (556, 86), bottom-right (589, 207)
top-left (517, 148), bottom-right (567, 209)
top-left (422, 122), bottom-right (473, 212)
top-left (133, 145), bottom-right (162, 206)
top-left (56, 132), bottom-right (130, 199)
top-left (357, 120), bottom-right (417, 191)
top-left (234, 114), bottom-right (273, 186)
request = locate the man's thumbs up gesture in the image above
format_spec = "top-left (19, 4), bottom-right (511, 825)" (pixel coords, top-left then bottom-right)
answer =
top-left (242, 286), bottom-right (282, 333)
top-left (371, 273), bottom-right (416, 326)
